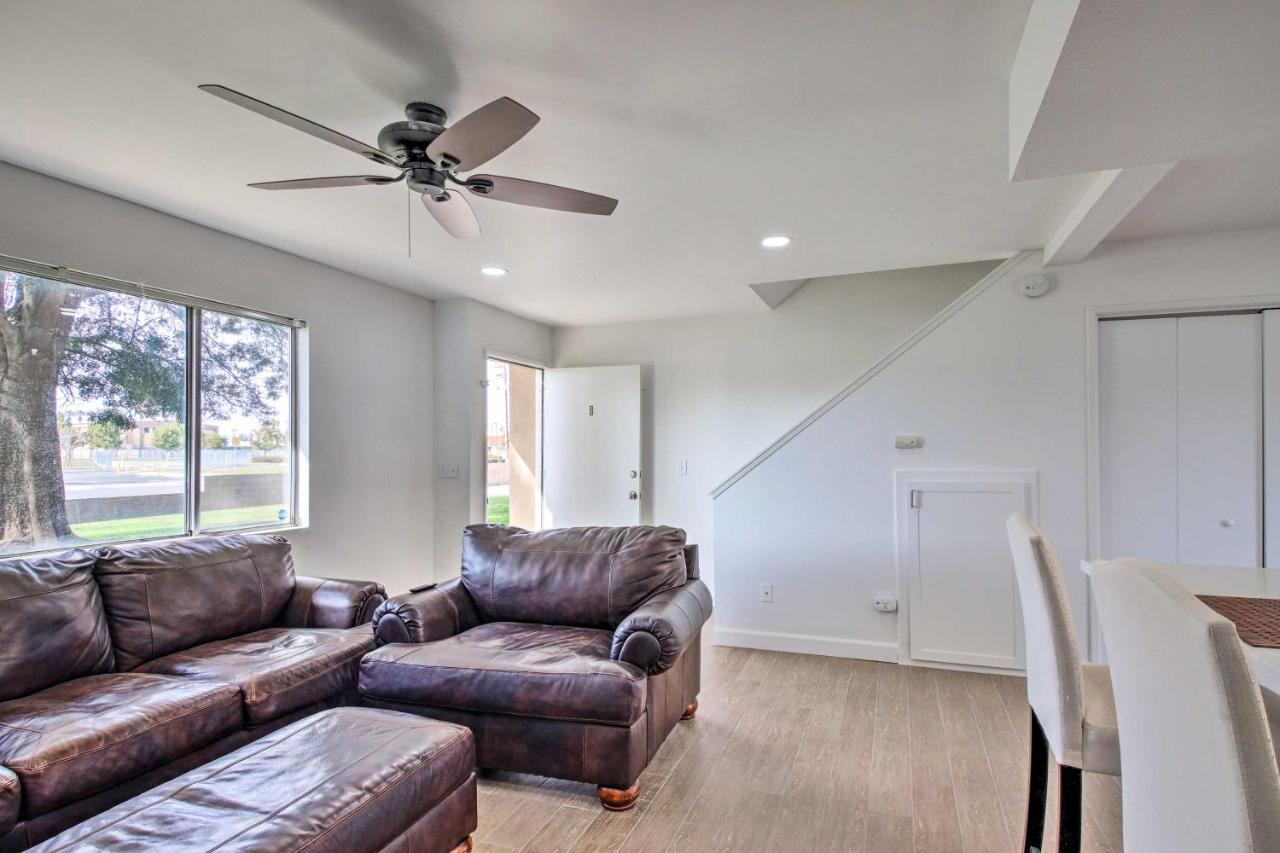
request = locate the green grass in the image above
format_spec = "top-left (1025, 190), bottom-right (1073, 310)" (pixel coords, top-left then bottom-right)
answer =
top-left (70, 504), bottom-right (286, 542)
top-left (486, 495), bottom-right (510, 525)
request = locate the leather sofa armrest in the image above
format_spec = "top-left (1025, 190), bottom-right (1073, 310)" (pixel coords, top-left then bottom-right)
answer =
top-left (372, 578), bottom-right (480, 645)
top-left (0, 765), bottom-right (19, 837)
top-left (612, 578), bottom-right (713, 674)
top-left (278, 576), bottom-right (387, 629)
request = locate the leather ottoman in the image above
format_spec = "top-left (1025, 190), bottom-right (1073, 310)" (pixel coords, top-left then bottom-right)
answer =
top-left (30, 707), bottom-right (477, 853)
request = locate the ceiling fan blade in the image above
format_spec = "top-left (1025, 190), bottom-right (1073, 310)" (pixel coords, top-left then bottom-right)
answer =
top-left (426, 97), bottom-right (539, 171)
top-left (249, 174), bottom-right (404, 190)
top-left (466, 175), bottom-right (618, 215)
top-left (422, 190), bottom-right (481, 238)
top-left (199, 84), bottom-right (399, 168)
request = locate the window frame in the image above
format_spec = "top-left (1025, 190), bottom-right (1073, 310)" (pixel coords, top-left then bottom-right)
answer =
top-left (1, 252), bottom-right (306, 553)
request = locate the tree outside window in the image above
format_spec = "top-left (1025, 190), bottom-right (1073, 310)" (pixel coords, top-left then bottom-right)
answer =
top-left (0, 268), bottom-right (296, 555)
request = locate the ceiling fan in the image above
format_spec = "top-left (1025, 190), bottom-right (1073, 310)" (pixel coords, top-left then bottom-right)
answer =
top-left (198, 84), bottom-right (618, 238)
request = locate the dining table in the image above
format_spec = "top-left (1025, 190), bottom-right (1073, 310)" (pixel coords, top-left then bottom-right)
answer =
top-left (1081, 558), bottom-right (1280, 695)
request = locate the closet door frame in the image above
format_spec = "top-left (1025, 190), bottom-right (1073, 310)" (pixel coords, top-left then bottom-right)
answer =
top-left (1085, 294), bottom-right (1280, 662)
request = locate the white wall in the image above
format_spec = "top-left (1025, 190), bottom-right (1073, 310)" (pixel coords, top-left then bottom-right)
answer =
top-left (710, 227), bottom-right (1280, 663)
top-left (0, 162), bottom-right (435, 594)
top-left (552, 262), bottom-right (994, 585)
top-left (432, 297), bottom-right (551, 578)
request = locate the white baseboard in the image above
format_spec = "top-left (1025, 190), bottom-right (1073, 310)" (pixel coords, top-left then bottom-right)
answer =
top-left (712, 627), bottom-right (900, 663)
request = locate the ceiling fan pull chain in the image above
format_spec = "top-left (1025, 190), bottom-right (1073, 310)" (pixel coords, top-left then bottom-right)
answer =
top-left (407, 182), bottom-right (413, 259)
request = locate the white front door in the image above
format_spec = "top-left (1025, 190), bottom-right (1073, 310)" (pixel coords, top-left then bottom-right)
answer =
top-left (543, 365), bottom-right (642, 528)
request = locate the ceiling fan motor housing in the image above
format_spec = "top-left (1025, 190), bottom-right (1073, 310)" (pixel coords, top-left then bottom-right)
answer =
top-left (406, 166), bottom-right (447, 197)
top-left (376, 102), bottom-right (448, 162)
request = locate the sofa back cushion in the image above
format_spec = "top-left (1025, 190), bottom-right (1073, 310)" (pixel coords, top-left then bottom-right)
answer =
top-left (0, 551), bottom-right (115, 700)
top-left (461, 525), bottom-right (687, 628)
top-left (94, 534), bottom-right (295, 670)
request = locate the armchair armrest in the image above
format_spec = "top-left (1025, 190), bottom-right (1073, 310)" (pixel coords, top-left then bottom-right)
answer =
top-left (278, 576), bottom-right (387, 629)
top-left (611, 578), bottom-right (712, 674)
top-left (372, 578), bottom-right (480, 645)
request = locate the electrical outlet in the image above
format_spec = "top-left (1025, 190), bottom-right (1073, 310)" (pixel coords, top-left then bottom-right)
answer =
top-left (438, 462), bottom-right (460, 479)
top-left (679, 460), bottom-right (689, 476)
top-left (894, 435), bottom-right (924, 450)
top-left (760, 583), bottom-right (773, 603)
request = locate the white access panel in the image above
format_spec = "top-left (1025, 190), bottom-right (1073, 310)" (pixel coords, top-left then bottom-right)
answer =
top-left (897, 470), bottom-right (1033, 671)
top-left (543, 365), bottom-right (642, 528)
top-left (1264, 310), bottom-right (1280, 568)
top-left (1175, 314), bottom-right (1262, 566)
top-left (1099, 317), bottom-right (1179, 563)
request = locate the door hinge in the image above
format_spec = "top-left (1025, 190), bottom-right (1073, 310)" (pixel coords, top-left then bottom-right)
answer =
top-left (910, 489), bottom-right (922, 509)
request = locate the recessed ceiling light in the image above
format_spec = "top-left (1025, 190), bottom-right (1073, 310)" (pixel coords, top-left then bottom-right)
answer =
top-left (480, 266), bottom-right (508, 277)
top-left (760, 235), bottom-right (791, 249)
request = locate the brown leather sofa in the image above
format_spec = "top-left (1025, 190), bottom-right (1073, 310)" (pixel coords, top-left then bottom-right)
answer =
top-left (0, 534), bottom-right (385, 851)
top-left (359, 525), bottom-right (712, 810)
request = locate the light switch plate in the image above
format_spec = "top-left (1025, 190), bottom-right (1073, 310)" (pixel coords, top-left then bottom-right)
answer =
top-left (894, 435), bottom-right (924, 450)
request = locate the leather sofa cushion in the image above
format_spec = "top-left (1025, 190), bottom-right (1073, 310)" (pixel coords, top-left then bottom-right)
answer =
top-left (0, 673), bottom-right (241, 816)
top-left (360, 623), bottom-right (647, 726)
top-left (0, 551), bottom-right (114, 701)
top-left (30, 707), bottom-right (476, 853)
top-left (94, 534), bottom-right (296, 670)
top-left (137, 627), bottom-right (375, 726)
top-left (461, 525), bottom-right (687, 628)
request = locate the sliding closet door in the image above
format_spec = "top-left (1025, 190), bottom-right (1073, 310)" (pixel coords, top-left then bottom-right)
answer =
top-left (1175, 314), bottom-right (1262, 565)
top-left (1100, 313), bottom-right (1261, 567)
top-left (1265, 311), bottom-right (1280, 568)
top-left (1100, 317), bottom-right (1179, 562)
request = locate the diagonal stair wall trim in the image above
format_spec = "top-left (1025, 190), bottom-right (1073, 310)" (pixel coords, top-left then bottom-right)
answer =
top-left (709, 250), bottom-right (1037, 498)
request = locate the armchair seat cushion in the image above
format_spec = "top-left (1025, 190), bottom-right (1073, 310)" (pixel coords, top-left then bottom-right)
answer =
top-left (137, 627), bottom-right (374, 726)
top-left (360, 623), bottom-right (647, 726)
top-left (0, 674), bottom-right (241, 816)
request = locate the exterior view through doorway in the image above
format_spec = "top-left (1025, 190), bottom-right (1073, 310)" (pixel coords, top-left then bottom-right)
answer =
top-left (486, 357), bottom-right (544, 529)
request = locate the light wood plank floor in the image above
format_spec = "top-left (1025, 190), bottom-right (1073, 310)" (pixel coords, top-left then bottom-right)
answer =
top-left (471, 635), bottom-right (1123, 852)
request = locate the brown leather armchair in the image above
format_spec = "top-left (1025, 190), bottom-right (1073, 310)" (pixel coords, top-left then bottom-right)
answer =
top-left (359, 525), bottom-right (712, 810)
top-left (0, 534), bottom-right (384, 851)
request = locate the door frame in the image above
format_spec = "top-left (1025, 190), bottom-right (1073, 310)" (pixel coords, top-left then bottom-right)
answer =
top-left (894, 468), bottom-right (1036, 673)
top-left (1084, 294), bottom-right (1280, 660)
top-left (482, 352), bottom-right (546, 528)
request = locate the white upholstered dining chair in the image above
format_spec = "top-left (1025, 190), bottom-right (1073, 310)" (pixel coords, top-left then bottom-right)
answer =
top-left (1006, 514), bottom-right (1120, 853)
top-left (1092, 558), bottom-right (1280, 853)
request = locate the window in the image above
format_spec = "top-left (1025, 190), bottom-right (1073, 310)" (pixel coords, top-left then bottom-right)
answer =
top-left (199, 310), bottom-right (293, 532)
top-left (0, 259), bottom-right (302, 556)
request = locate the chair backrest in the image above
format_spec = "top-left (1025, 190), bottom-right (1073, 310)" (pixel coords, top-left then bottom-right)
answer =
top-left (1092, 558), bottom-right (1280, 852)
top-left (1005, 514), bottom-right (1086, 766)
top-left (94, 534), bottom-right (296, 670)
top-left (460, 524), bottom-right (688, 628)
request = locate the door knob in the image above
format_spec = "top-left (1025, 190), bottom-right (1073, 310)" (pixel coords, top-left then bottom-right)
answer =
top-left (628, 491), bottom-right (639, 500)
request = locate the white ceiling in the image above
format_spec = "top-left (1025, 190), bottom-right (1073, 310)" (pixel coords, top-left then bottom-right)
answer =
top-left (1109, 147), bottom-right (1280, 244)
top-left (1010, 0), bottom-right (1280, 181)
top-left (0, 0), bottom-right (1095, 326)
top-left (0, 1), bottom-right (1274, 326)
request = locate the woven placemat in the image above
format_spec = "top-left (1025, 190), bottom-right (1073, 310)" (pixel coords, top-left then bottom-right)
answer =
top-left (1197, 595), bottom-right (1280, 648)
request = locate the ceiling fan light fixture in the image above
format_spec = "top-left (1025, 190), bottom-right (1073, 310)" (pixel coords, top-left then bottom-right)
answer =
top-left (761, 235), bottom-right (792, 249)
top-left (480, 266), bottom-right (508, 277)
